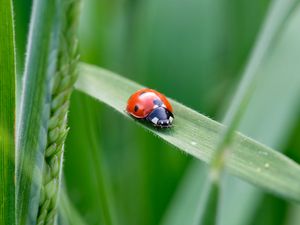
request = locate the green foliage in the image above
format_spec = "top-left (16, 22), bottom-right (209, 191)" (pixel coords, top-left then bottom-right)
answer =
top-left (59, 189), bottom-right (87, 225)
top-left (162, 5), bottom-right (300, 225)
top-left (71, 1), bottom-right (265, 223)
top-left (64, 92), bottom-right (116, 225)
top-left (36, 0), bottom-right (80, 224)
top-left (16, 1), bottom-right (61, 224)
top-left (192, 180), bottom-right (219, 225)
top-left (9, 0), bottom-right (300, 224)
top-left (197, 0), bottom-right (300, 224)
top-left (211, 0), bottom-right (300, 173)
top-left (0, 0), bottom-right (16, 224)
top-left (76, 63), bottom-right (300, 202)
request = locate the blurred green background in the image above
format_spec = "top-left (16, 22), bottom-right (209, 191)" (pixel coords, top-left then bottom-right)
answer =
top-left (13, 0), bottom-right (300, 225)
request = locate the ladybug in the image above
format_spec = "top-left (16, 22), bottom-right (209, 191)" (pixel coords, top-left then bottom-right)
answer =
top-left (126, 88), bottom-right (174, 128)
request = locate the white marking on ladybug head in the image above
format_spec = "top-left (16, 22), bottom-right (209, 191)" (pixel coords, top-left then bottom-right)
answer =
top-left (153, 105), bottom-right (158, 109)
top-left (151, 117), bottom-right (159, 124)
top-left (162, 104), bottom-right (166, 108)
top-left (169, 116), bottom-right (173, 123)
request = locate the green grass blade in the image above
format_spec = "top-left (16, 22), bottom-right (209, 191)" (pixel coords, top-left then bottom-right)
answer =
top-left (192, 179), bottom-right (219, 225)
top-left (211, 0), bottom-right (300, 177)
top-left (161, 5), bottom-right (300, 223)
top-left (75, 63), bottom-right (300, 202)
top-left (0, 0), bottom-right (16, 224)
top-left (194, 0), bottom-right (300, 224)
top-left (160, 162), bottom-right (207, 225)
top-left (58, 189), bottom-right (88, 225)
top-left (64, 92), bottom-right (115, 225)
top-left (286, 205), bottom-right (300, 225)
top-left (16, 1), bottom-right (61, 224)
top-left (219, 7), bottom-right (300, 225)
top-left (162, 2), bottom-right (300, 225)
top-left (36, 0), bottom-right (81, 224)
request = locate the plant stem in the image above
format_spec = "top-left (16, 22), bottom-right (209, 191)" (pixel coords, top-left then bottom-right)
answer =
top-left (0, 0), bottom-right (16, 224)
top-left (59, 189), bottom-right (88, 225)
top-left (210, 0), bottom-right (300, 179)
top-left (36, 1), bottom-right (80, 224)
top-left (16, 0), bottom-right (59, 224)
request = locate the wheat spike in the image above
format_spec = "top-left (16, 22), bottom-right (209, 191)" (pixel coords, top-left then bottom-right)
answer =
top-left (36, 1), bottom-right (80, 224)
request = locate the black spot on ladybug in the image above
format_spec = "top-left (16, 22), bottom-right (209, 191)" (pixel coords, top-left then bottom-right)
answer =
top-left (153, 99), bottom-right (163, 106)
top-left (134, 105), bottom-right (139, 112)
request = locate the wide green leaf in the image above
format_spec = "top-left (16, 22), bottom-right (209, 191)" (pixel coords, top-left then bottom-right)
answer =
top-left (16, 1), bottom-right (61, 224)
top-left (0, 0), bottom-right (16, 224)
top-left (75, 63), bottom-right (300, 202)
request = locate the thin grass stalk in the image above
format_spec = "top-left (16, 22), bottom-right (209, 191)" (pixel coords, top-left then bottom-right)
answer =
top-left (36, 1), bottom-right (80, 224)
top-left (210, 0), bottom-right (300, 179)
top-left (193, 0), bottom-right (300, 224)
top-left (80, 96), bottom-right (114, 225)
top-left (59, 189), bottom-right (87, 225)
top-left (16, 0), bottom-right (60, 224)
top-left (159, 2), bottom-right (300, 225)
top-left (191, 181), bottom-right (219, 225)
top-left (0, 0), bottom-right (16, 224)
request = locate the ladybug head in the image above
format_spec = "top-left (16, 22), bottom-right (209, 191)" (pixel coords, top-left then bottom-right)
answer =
top-left (146, 106), bottom-right (174, 128)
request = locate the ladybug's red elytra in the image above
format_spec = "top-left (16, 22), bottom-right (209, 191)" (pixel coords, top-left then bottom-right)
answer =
top-left (126, 88), bottom-right (174, 128)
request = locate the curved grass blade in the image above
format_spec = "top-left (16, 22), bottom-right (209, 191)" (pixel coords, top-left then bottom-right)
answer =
top-left (161, 5), bottom-right (300, 223)
top-left (219, 6), bottom-right (300, 225)
top-left (16, 1), bottom-right (61, 224)
top-left (0, 0), bottom-right (16, 224)
top-left (75, 63), bottom-right (300, 202)
top-left (162, 2), bottom-right (300, 225)
top-left (193, 0), bottom-right (300, 224)
top-left (211, 0), bottom-right (300, 177)
top-left (58, 188), bottom-right (88, 225)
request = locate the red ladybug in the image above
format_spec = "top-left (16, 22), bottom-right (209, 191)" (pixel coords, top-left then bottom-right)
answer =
top-left (126, 88), bottom-right (174, 128)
